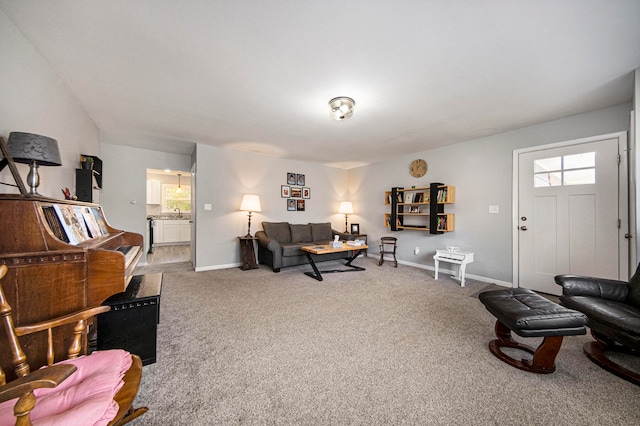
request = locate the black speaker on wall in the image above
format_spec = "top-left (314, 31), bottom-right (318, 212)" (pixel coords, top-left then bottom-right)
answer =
top-left (75, 168), bottom-right (93, 202)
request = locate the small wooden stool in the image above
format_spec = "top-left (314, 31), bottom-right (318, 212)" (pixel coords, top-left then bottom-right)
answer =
top-left (378, 236), bottom-right (397, 267)
top-left (479, 288), bottom-right (587, 374)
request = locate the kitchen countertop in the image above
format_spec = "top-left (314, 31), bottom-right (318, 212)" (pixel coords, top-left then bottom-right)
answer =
top-left (147, 215), bottom-right (191, 220)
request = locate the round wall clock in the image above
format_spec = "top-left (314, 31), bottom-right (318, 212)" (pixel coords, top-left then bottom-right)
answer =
top-left (409, 159), bottom-right (427, 178)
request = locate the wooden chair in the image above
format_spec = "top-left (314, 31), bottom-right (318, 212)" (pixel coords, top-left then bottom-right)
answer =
top-left (0, 265), bottom-right (148, 425)
top-left (378, 236), bottom-right (398, 267)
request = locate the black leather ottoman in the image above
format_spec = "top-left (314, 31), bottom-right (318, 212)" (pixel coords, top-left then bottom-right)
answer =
top-left (479, 288), bottom-right (588, 373)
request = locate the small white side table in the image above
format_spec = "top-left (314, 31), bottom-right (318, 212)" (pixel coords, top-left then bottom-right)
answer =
top-left (434, 250), bottom-right (474, 287)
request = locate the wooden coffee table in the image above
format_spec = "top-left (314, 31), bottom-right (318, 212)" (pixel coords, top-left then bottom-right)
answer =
top-left (301, 244), bottom-right (368, 281)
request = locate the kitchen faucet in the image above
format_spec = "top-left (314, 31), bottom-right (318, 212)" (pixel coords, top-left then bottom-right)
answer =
top-left (174, 208), bottom-right (182, 218)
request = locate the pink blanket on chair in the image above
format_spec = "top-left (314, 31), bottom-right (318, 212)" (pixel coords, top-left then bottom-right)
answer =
top-left (0, 349), bottom-right (132, 426)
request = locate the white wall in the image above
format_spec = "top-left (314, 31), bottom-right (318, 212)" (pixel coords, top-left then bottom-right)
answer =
top-left (193, 144), bottom-right (349, 270)
top-left (351, 103), bottom-right (632, 283)
top-left (0, 9), bottom-right (99, 199)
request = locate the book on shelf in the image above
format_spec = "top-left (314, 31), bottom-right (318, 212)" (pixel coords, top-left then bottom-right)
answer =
top-left (437, 216), bottom-right (448, 230)
top-left (437, 187), bottom-right (448, 203)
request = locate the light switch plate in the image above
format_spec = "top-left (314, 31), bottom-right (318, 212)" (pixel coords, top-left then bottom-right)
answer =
top-left (489, 205), bottom-right (499, 214)
top-left (204, 203), bottom-right (212, 211)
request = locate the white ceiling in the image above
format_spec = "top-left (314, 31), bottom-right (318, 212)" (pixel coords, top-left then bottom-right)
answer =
top-left (2, 1), bottom-right (640, 169)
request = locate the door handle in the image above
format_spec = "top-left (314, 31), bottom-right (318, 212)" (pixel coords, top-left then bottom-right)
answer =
top-left (520, 226), bottom-right (527, 231)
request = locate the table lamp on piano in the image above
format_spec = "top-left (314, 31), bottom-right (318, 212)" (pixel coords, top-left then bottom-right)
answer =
top-left (6, 132), bottom-right (62, 195)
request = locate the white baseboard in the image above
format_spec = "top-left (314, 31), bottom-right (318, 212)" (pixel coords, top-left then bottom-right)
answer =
top-left (195, 262), bottom-right (240, 272)
top-left (398, 260), bottom-right (512, 287)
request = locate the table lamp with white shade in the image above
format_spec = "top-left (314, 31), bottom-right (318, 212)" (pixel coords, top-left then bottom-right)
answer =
top-left (240, 194), bottom-right (261, 237)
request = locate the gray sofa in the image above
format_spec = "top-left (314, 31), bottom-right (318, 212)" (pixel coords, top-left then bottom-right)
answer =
top-left (256, 222), bottom-right (353, 272)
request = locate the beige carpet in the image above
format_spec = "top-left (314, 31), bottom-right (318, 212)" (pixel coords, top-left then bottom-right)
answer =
top-left (130, 257), bottom-right (640, 425)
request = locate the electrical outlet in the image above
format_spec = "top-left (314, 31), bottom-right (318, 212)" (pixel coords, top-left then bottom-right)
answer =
top-left (414, 247), bottom-right (420, 255)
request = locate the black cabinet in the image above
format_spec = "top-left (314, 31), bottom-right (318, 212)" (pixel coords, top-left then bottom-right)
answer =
top-left (75, 168), bottom-right (93, 202)
top-left (97, 273), bottom-right (162, 366)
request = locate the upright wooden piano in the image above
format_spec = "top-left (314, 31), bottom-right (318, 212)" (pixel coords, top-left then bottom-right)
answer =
top-left (0, 195), bottom-right (143, 380)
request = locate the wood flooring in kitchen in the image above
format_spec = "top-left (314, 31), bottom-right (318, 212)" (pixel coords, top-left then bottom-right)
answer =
top-left (146, 244), bottom-right (191, 265)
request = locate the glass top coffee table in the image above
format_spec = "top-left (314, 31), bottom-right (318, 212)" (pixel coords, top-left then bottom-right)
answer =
top-left (301, 243), bottom-right (368, 281)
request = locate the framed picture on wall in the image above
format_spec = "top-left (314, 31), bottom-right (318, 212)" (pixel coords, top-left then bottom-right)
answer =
top-left (287, 173), bottom-right (296, 185)
top-left (303, 187), bottom-right (310, 199)
top-left (296, 174), bottom-right (305, 186)
top-left (291, 187), bottom-right (302, 198)
top-left (350, 223), bottom-right (360, 234)
top-left (287, 199), bottom-right (296, 211)
top-left (281, 185), bottom-right (290, 198)
top-left (296, 199), bottom-right (305, 211)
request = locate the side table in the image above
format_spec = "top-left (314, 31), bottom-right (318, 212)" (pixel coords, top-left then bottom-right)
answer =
top-left (238, 236), bottom-right (259, 270)
top-left (353, 234), bottom-right (368, 257)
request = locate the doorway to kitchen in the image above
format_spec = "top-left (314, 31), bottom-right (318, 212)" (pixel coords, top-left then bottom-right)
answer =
top-left (146, 168), bottom-right (192, 266)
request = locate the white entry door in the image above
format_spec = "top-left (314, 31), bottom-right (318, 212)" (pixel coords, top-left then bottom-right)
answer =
top-left (516, 135), bottom-right (627, 295)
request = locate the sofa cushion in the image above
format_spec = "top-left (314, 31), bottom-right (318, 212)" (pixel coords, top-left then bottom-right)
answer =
top-left (280, 243), bottom-right (307, 257)
top-left (310, 222), bottom-right (332, 241)
top-left (262, 222), bottom-right (291, 243)
top-left (290, 224), bottom-right (312, 243)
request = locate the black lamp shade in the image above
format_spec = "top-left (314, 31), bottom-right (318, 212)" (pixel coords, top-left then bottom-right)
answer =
top-left (7, 132), bottom-right (62, 166)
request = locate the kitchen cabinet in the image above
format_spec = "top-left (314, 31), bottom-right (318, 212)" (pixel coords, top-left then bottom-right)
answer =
top-left (146, 180), bottom-right (161, 205)
top-left (153, 220), bottom-right (191, 244)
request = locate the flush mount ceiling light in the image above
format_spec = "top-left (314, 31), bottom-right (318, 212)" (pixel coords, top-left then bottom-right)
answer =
top-left (328, 97), bottom-right (355, 120)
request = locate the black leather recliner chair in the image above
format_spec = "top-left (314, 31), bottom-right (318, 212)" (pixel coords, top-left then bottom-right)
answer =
top-left (555, 264), bottom-right (640, 385)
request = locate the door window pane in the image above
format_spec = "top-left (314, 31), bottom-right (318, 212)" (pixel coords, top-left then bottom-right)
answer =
top-left (564, 152), bottom-right (595, 170)
top-left (564, 169), bottom-right (596, 186)
top-left (533, 151), bottom-right (596, 187)
top-left (534, 157), bottom-right (561, 173)
top-left (534, 172), bottom-right (562, 187)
